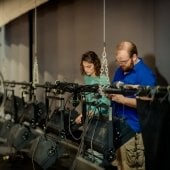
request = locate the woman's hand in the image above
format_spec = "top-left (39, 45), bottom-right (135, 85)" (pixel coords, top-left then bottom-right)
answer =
top-left (75, 114), bottom-right (83, 124)
top-left (87, 110), bottom-right (94, 118)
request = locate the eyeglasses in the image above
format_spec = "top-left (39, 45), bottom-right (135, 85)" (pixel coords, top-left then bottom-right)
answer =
top-left (115, 58), bottom-right (131, 64)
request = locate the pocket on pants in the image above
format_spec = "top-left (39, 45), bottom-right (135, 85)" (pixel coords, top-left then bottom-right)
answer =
top-left (125, 141), bottom-right (145, 167)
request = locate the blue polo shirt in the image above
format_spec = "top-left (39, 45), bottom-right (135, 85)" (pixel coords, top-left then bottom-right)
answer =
top-left (111, 58), bottom-right (157, 132)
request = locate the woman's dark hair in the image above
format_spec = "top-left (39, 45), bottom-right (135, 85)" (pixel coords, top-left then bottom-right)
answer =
top-left (80, 51), bottom-right (101, 76)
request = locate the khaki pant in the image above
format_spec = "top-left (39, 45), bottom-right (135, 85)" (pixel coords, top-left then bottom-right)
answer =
top-left (115, 133), bottom-right (145, 170)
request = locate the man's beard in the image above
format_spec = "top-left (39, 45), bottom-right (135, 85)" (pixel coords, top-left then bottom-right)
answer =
top-left (121, 61), bottom-right (134, 72)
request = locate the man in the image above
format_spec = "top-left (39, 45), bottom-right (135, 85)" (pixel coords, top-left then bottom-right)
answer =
top-left (110, 41), bottom-right (157, 170)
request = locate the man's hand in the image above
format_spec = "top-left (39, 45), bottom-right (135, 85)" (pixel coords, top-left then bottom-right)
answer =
top-left (110, 94), bottom-right (137, 108)
top-left (110, 94), bottom-right (125, 104)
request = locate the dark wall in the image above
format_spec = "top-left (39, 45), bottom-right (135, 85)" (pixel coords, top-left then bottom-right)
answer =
top-left (1, 0), bottom-right (170, 86)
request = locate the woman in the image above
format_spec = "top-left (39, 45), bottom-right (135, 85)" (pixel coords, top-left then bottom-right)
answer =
top-left (75, 51), bottom-right (110, 124)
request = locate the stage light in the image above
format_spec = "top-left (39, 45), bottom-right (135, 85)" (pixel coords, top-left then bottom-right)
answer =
top-left (28, 135), bottom-right (59, 169)
top-left (7, 124), bottom-right (36, 151)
